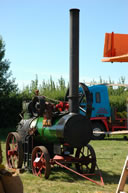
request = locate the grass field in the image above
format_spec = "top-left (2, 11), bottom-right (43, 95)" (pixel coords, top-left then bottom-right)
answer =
top-left (1, 135), bottom-right (128, 193)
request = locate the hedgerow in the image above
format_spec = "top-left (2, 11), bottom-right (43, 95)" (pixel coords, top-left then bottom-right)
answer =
top-left (0, 76), bottom-right (127, 130)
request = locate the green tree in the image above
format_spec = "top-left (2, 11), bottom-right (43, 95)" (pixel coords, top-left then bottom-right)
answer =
top-left (0, 37), bottom-right (20, 129)
top-left (20, 74), bottom-right (39, 100)
top-left (0, 37), bottom-right (17, 96)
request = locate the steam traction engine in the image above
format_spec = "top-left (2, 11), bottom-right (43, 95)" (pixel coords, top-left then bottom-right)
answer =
top-left (6, 9), bottom-right (99, 184)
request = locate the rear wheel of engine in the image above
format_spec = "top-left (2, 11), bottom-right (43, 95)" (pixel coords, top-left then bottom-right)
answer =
top-left (32, 146), bottom-right (51, 179)
top-left (91, 122), bottom-right (106, 140)
top-left (75, 144), bottom-right (96, 174)
top-left (6, 132), bottom-right (23, 168)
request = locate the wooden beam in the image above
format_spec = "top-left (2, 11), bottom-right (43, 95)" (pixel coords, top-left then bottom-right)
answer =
top-left (93, 130), bottom-right (128, 135)
top-left (116, 156), bottom-right (128, 193)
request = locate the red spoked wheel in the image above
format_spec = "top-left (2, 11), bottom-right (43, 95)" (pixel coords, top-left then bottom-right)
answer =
top-left (32, 146), bottom-right (51, 179)
top-left (6, 132), bottom-right (23, 168)
top-left (75, 144), bottom-right (96, 174)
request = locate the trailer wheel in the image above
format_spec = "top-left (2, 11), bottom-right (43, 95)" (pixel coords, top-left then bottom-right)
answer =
top-left (92, 122), bottom-right (105, 140)
top-left (32, 146), bottom-right (51, 179)
top-left (75, 144), bottom-right (96, 174)
top-left (6, 132), bottom-right (23, 168)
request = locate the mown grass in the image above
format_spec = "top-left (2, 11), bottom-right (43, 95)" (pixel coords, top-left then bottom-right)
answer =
top-left (1, 135), bottom-right (128, 193)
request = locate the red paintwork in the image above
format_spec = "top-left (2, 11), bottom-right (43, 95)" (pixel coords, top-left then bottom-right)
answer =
top-left (33, 159), bottom-right (45, 168)
top-left (55, 101), bottom-right (69, 112)
top-left (8, 150), bottom-right (18, 156)
top-left (53, 155), bottom-right (78, 163)
top-left (91, 117), bottom-right (109, 132)
top-left (52, 155), bottom-right (89, 163)
top-left (54, 160), bottom-right (104, 186)
top-left (51, 155), bottom-right (104, 186)
top-left (90, 114), bottom-right (127, 132)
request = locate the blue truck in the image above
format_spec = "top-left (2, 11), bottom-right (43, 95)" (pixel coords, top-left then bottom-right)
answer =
top-left (80, 84), bottom-right (127, 140)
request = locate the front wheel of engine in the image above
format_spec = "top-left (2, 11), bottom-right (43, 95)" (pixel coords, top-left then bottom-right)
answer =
top-left (32, 146), bottom-right (51, 179)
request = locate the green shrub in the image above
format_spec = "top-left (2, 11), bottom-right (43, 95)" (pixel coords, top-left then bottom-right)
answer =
top-left (0, 95), bottom-right (22, 129)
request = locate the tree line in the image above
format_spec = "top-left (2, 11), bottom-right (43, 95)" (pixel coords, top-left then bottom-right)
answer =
top-left (0, 37), bottom-right (128, 130)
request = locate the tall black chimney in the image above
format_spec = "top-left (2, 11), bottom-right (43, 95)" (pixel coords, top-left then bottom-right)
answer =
top-left (69, 9), bottom-right (79, 113)
top-left (58, 9), bottom-right (92, 148)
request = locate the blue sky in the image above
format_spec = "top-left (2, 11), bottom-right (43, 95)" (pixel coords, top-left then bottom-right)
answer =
top-left (0, 0), bottom-right (128, 89)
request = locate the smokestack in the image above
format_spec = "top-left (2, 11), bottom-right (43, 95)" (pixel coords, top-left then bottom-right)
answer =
top-left (57, 9), bottom-right (92, 148)
top-left (69, 9), bottom-right (80, 113)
